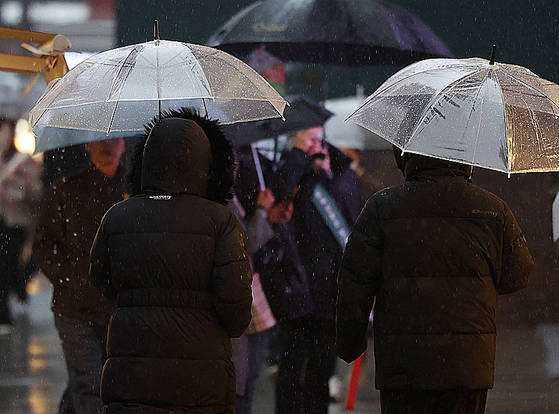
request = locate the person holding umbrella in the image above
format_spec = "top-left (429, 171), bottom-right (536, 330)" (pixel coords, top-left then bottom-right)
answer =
top-left (90, 107), bottom-right (252, 413)
top-left (32, 136), bottom-right (127, 414)
top-left (336, 148), bottom-right (534, 414)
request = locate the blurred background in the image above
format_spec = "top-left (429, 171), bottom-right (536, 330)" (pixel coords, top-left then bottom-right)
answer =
top-left (1, 0), bottom-right (559, 361)
top-left (1, 1), bottom-right (559, 412)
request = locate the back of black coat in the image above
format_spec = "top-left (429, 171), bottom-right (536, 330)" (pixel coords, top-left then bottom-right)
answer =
top-left (90, 116), bottom-right (252, 413)
top-left (336, 154), bottom-right (533, 390)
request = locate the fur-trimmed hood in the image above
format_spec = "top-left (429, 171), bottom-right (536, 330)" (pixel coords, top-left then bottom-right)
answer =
top-left (127, 107), bottom-right (236, 205)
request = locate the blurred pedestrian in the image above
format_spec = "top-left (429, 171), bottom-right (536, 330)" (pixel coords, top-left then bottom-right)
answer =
top-left (272, 126), bottom-right (364, 414)
top-left (90, 107), bottom-right (252, 413)
top-left (0, 117), bottom-right (42, 333)
top-left (32, 137), bottom-right (126, 414)
top-left (233, 144), bottom-right (314, 414)
top-left (229, 186), bottom-right (276, 414)
top-left (336, 149), bottom-right (534, 414)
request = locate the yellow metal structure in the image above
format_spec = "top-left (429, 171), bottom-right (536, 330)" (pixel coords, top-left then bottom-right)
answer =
top-left (0, 26), bottom-right (69, 86)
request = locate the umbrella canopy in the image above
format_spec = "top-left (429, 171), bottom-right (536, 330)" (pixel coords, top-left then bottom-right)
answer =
top-left (346, 57), bottom-right (559, 174)
top-left (29, 39), bottom-right (288, 152)
top-left (223, 94), bottom-right (333, 146)
top-left (207, 0), bottom-right (453, 66)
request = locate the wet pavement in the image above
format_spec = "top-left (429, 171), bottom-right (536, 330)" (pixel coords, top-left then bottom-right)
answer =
top-left (0, 275), bottom-right (65, 414)
top-left (1, 274), bottom-right (558, 414)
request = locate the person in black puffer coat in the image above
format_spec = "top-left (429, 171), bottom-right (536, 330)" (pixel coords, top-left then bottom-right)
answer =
top-left (336, 148), bottom-right (534, 414)
top-left (90, 108), bottom-right (252, 414)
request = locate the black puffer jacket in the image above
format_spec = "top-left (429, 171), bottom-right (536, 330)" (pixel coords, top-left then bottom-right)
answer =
top-left (336, 153), bottom-right (533, 390)
top-left (90, 111), bottom-right (252, 413)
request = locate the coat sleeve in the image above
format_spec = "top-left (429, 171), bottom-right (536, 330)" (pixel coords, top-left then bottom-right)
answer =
top-left (89, 214), bottom-right (118, 300)
top-left (497, 204), bottom-right (533, 295)
top-left (336, 197), bottom-right (381, 363)
top-left (274, 148), bottom-right (310, 201)
top-left (212, 211), bottom-right (253, 337)
top-left (244, 207), bottom-right (275, 257)
top-left (337, 168), bottom-right (365, 227)
top-left (32, 185), bottom-right (72, 285)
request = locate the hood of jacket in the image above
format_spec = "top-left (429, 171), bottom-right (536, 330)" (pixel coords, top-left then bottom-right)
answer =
top-left (127, 107), bottom-right (236, 204)
top-left (141, 117), bottom-right (212, 197)
top-left (393, 146), bottom-right (472, 182)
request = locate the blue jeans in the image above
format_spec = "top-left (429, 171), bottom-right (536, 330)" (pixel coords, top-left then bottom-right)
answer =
top-left (235, 329), bottom-right (272, 414)
top-left (54, 313), bottom-right (107, 414)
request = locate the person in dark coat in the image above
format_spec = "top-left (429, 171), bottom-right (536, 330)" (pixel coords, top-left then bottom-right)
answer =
top-left (336, 149), bottom-right (534, 414)
top-left (33, 137), bottom-right (126, 414)
top-left (273, 126), bottom-right (365, 414)
top-left (90, 107), bottom-right (253, 414)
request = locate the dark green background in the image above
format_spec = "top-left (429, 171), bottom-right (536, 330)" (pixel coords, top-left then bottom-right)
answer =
top-left (116, 0), bottom-right (559, 100)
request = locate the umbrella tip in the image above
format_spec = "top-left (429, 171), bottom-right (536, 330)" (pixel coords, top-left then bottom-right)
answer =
top-left (490, 45), bottom-right (497, 65)
top-left (154, 20), bottom-right (160, 40)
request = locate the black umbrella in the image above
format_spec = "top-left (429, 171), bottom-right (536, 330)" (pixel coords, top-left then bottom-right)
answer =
top-left (207, 0), bottom-right (453, 67)
top-left (223, 94), bottom-right (333, 147)
top-left (225, 94), bottom-right (333, 190)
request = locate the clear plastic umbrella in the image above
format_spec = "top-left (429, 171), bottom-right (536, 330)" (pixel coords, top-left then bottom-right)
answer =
top-left (346, 53), bottom-right (559, 174)
top-left (29, 37), bottom-right (287, 152)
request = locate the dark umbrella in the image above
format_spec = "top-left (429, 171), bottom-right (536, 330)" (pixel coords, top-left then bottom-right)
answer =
top-left (226, 94), bottom-right (333, 190)
top-left (207, 0), bottom-right (453, 67)
top-left (223, 94), bottom-right (333, 147)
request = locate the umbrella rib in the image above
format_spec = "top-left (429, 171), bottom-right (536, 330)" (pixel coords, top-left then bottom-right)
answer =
top-left (106, 46), bottom-right (139, 102)
top-left (488, 68), bottom-right (513, 173)
top-left (203, 99), bottom-right (209, 118)
top-left (467, 71), bottom-right (493, 171)
top-left (106, 51), bottom-right (141, 134)
top-left (156, 42), bottom-right (162, 117)
top-left (104, 100), bottom-right (120, 136)
top-left (103, 47), bottom-right (139, 135)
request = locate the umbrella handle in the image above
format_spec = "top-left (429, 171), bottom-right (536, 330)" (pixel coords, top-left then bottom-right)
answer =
top-left (250, 143), bottom-right (266, 191)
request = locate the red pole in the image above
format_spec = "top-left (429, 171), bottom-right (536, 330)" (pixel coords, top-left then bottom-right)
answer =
top-left (345, 353), bottom-right (364, 411)
top-left (345, 298), bottom-right (375, 411)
